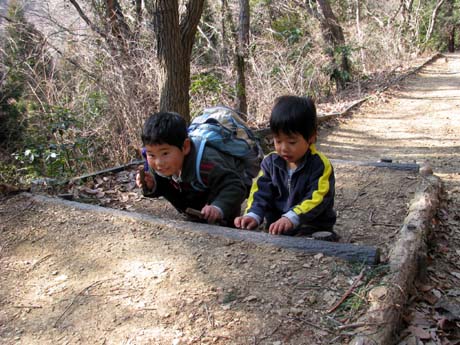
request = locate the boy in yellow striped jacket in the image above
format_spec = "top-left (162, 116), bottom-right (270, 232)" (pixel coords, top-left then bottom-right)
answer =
top-left (234, 95), bottom-right (337, 237)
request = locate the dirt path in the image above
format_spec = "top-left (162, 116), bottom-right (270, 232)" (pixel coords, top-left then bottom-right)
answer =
top-left (318, 52), bottom-right (460, 344)
top-left (0, 53), bottom-right (459, 345)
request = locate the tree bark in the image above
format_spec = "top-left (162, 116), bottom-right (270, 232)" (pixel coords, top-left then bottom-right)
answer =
top-left (220, 0), bottom-right (230, 65)
top-left (448, 26), bottom-right (455, 52)
top-left (106, 0), bottom-right (132, 49)
top-left (314, 0), bottom-right (351, 89)
top-left (355, 0), bottom-right (366, 74)
top-left (445, 0), bottom-right (455, 52)
top-left (234, 0), bottom-right (249, 118)
top-left (147, 0), bottom-right (204, 121)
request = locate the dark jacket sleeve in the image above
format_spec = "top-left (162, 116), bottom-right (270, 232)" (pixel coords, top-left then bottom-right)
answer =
top-left (292, 154), bottom-right (335, 224)
top-left (200, 150), bottom-right (248, 219)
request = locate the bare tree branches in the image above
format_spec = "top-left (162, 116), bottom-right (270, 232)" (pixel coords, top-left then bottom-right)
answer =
top-left (69, 0), bottom-right (108, 40)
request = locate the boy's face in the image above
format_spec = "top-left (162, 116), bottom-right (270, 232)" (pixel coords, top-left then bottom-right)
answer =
top-left (273, 132), bottom-right (312, 168)
top-left (144, 139), bottom-right (191, 177)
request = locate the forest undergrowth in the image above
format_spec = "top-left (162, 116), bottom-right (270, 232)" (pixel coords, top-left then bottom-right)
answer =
top-left (1, 0), bottom-right (457, 188)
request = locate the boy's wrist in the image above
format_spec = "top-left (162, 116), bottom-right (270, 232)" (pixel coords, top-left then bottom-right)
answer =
top-left (282, 211), bottom-right (299, 227)
top-left (209, 205), bottom-right (224, 218)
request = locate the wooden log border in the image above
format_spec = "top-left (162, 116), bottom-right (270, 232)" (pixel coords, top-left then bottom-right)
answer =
top-left (28, 193), bottom-right (380, 265)
top-left (349, 167), bottom-right (442, 345)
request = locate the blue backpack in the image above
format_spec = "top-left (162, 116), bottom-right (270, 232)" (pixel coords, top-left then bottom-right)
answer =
top-left (188, 106), bottom-right (264, 189)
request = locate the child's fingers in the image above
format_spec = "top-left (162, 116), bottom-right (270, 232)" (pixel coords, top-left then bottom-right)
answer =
top-left (136, 172), bottom-right (155, 191)
top-left (135, 173), bottom-right (142, 188)
top-left (243, 218), bottom-right (257, 230)
top-left (269, 218), bottom-right (292, 235)
top-left (144, 173), bottom-right (154, 189)
top-left (269, 223), bottom-right (279, 235)
top-left (201, 205), bottom-right (221, 224)
top-left (234, 217), bottom-right (242, 228)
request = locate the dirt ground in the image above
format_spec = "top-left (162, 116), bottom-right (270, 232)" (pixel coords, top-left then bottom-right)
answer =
top-left (0, 53), bottom-right (459, 345)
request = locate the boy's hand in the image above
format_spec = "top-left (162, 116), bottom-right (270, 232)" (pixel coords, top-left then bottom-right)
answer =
top-left (136, 167), bottom-right (155, 192)
top-left (201, 205), bottom-right (223, 224)
top-left (234, 216), bottom-right (258, 230)
top-left (269, 217), bottom-right (294, 235)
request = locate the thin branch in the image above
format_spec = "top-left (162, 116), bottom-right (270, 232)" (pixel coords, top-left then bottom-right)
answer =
top-left (69, 0), bottom-right (108, 40)
top-left (54, 280), bottom-right (107, 328)
top-left (327, 268), bottom-right (366, 313)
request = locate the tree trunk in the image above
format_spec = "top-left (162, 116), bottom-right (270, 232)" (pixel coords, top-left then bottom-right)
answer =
top-left (221, 0), bottom-right (233, 66)
top-left (134, 0), bottom-right (143, 38)
top-left (355, 0), bottom-right (366, 74)
top-left (234, 0), bottom-right (249, 118)
top-left (445, 0), bottom-right (455, 53)
top-left (106, 0), bottom-right (132, 50)
top-left (147, 0), bottom-right (204, 121)
top-left (448, 26), bottom-right (455, 52)
top-left (315, 0), bottom-right (351, 89)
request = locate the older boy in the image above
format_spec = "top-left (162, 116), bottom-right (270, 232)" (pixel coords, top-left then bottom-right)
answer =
top-left (136, 111), bottom-right (248, 225)
top-left (234, 95), bottom-right (337, 237)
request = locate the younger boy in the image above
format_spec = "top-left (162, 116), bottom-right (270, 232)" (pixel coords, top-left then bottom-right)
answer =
top-left (234, 95), bottom-right (337, 237)
top-left (136, 111), bottom-right (248, 226)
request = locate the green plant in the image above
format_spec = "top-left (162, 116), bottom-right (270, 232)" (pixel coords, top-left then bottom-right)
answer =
top-left (190, 73), bottom-right (223, 94)
top-left (190, 72), bottom-right (232, 110)
top-left (271, 15), bottom-right (304, 44)
top-left (9, 103), bottom-right (102, 181)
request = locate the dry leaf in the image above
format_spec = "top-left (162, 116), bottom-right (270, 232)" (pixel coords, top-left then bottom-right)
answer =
top-left (408, 325), bottom-right (431, 340)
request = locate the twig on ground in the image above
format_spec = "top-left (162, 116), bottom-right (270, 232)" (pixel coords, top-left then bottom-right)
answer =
top-left (30, 254), bottom-right (52, 271)
top-left (54, 280), bottom-right (107, 328)
top-left (368, 209), bottom-right (375, 222)
top-left (253, 322), bottom-right (282, 345)
top-left (327, 268), bottom-right (366, 313)
top-left (204, 303), bottom-right (215, 328)
top-left (2, 200), bottom-right (35, 224)
top-left (371, 222), bottom-right (399, 227)
top-left (339, 180), bottom-right (375, 211)
top-left (337, 322), bottom-right (372, 330)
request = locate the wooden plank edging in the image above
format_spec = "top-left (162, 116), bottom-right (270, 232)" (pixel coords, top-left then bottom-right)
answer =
top-left (27, 193), bottom-right (380, 264)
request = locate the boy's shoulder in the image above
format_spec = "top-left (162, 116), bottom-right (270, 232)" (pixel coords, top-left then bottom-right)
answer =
top-left (309, 145), bottom-right (332, 164)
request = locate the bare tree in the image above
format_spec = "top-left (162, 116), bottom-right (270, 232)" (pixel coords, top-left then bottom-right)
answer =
top-left (425, 0), bottom-right (447, 43)
top-left (146, 0), bottom-right (204, 121)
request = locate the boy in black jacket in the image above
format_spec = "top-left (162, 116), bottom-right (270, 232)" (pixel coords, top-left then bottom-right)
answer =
top-left (234, 95), bottom-right (337, 237)
top-left (136, 111), bottom-right (248, 226)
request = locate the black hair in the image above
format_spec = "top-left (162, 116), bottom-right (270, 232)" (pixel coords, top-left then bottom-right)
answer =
top-left (141, 112), bottom-right (188, 149)
top-left (270, 95), bottom-right (317, 140)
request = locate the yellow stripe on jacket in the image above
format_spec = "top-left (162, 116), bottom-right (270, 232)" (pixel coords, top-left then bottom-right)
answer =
top-left (244, 168), bottom-right (264, 214)
top-left (293, 144), bottom-right (332, 216)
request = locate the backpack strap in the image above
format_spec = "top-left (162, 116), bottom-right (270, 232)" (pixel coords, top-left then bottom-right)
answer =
top-left (191, 136), bottom-right (207, 191)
